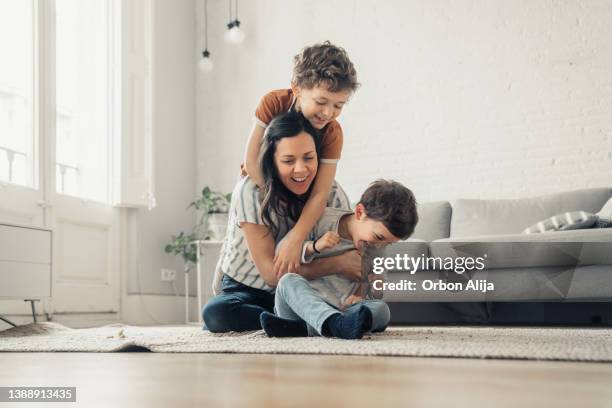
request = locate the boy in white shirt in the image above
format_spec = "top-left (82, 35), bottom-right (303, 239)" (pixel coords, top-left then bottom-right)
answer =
top-left (260, 179), bottom-right (418, 340)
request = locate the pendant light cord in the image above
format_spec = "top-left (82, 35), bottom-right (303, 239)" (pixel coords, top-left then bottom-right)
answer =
top-left (204, 0), bottom-right (209, 50)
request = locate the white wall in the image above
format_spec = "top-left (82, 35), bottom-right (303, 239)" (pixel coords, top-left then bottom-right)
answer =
top-left (196, 0), bottom-right (612, 204)
top-left (126, 0), bottom-right (197, 298)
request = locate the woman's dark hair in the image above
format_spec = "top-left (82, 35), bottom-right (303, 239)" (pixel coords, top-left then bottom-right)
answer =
top-left (259, 111), bottom-right (322, 236)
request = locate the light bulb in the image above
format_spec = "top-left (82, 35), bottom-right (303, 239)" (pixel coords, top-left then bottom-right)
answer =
top-left (229, 26), bottom-right (245, 43)
top-left (199, 50), bottom-right (214, 73)
top-left (225, 20), bottom-right (245, 44)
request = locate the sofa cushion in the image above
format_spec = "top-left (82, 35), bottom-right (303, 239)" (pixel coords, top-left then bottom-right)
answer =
top-left (383, 265), bottom-right (612, 302)
top-left (430, 228), bottom-right (612, 270)
top-left (382, 239), bottom-right (429, 261)
top-left (411, 201), bottom-right (451, 241)
top-left (522, 211), bottom-right (598, 234)
top-left (381, 239), bottom-right (430, 273)
top-left (598, 197), bottom-right (612, 225)
top-left (451, 188), bottom-right (612, 237)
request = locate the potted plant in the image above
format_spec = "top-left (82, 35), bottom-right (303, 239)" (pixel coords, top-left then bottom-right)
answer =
top-left (189, 186), bottom-right (232, 241)
top-left (164, 231), bottom-right (198, 266)
top-left (164, 187), bottom-right (230, 324)
top-left (165, 186), bottom-right (231, 279)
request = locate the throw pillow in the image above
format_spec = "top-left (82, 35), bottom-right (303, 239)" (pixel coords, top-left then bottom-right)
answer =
top-left (522, 211), bottom-right (598, 234)
top-left (596, 196), bottom-right (612, 226)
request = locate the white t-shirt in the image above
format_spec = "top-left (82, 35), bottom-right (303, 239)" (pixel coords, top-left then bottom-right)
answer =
top-left (213, 177), bottom-right (351, 294)
top-left (299, 207), bottom-right (385, 309)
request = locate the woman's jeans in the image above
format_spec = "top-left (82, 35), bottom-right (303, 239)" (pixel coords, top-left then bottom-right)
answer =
top-left (274, 273), bottom-right (390, 336)
top-left (202, 274), bottom-right (274, 332)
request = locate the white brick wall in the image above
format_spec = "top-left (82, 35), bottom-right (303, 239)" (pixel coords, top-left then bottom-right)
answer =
top-left (196, 0), bottom-right (612, 204)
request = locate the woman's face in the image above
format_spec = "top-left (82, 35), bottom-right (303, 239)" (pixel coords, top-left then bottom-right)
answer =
top-left (273, 131), bottom-right (318, 196)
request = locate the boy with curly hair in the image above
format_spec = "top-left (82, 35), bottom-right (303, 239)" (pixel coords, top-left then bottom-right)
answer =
top-left (242, 41), bottom-right (360, 278)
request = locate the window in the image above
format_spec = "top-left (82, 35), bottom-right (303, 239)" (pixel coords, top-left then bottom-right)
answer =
top-left (0, 0), bottom-right (35, 187)
top-left (55, 0), bottom-right (115, 203)
top-left (0, 0), bottom-right (152, 208)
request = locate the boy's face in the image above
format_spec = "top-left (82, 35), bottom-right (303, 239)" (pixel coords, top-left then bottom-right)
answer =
top-left (292, 83), bottom-right (351, 129)
top-left (351, 204), bottom-right (401, 250)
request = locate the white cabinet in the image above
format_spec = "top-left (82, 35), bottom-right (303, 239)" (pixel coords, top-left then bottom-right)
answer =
top-left (0, 223), bottom-right (52, 299)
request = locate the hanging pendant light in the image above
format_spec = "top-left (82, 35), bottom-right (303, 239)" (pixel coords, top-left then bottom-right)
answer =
top-left (224, 0), bottom-right (245, 44)
top-left (199, 50), bottom-right (213, 73)
top-left (199, 0), bottom-right (214, 72)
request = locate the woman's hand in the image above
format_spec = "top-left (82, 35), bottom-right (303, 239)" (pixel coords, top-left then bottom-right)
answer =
top-left (273, 232), bottom-right (303, 277)
top-left (314, 231), bottom-right (340, 252)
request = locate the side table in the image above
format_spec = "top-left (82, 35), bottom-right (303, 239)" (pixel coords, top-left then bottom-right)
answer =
top-left (188, 240), bottom-right (223, 324)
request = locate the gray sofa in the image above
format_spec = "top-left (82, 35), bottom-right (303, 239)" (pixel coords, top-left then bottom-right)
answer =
top-left (384, 187), bottom-right (612, 325)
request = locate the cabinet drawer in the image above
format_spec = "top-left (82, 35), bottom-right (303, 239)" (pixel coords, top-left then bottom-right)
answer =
top-left (0, 224), bottom-right (52, 264)
top-left (0, 261), bottom-right (51, 298)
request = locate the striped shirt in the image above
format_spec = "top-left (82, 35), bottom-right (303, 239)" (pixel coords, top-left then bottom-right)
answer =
top-left (213, 177), bottom-right (351, 293)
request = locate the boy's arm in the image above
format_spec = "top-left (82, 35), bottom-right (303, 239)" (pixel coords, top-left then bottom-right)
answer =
top-left (353, 282), bottom-right (369, 297)
top-left (302, 231), bottom-right (341, 260)
top-left (342, 277), bottom-right (375, 309)
top-left (343, 253), bottom-right (386, 307)
top-left (297, 249), bottom-right (362, 281)
top-left (273, 163), bottom-right (337, 275)
top-left (368, 270), bottom-right (385, 299)
top-left (243, 124), bottom-right (266, 187)
top-left (242, 223), bottom-right (361, 288)
top-left (302, 241), bottom-right (316, 259)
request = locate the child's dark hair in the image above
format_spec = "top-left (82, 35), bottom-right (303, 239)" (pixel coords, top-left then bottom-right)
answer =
top-left (292, 41), bottom-right (359, 93)
top-left (358, 180), bottom-right (418, 240)
top-left (259, 111), bottom-right (322, 237)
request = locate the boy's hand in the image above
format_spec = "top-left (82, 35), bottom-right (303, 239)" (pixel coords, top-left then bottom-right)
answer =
top-left (273, 233), bottom-right (302, 277)
top-left (315, 231), bottom-right (340, 252)
top-left (341, 294), bottom-right (365, 310)
top-left (339, 250), bottom-right (362, 281)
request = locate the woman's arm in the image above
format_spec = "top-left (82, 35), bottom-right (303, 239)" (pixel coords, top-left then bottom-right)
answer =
top-left (241, 222), bottom-right (361, 288)
top-left (273, 163), bottom-right (337, 275)
top-left (240, 222), bottom-right (277, 287)
top-left (243, 124), bottom-right (266, 187)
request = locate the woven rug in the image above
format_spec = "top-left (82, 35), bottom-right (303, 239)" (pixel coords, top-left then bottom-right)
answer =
top-left (1, 322), bottom-right (611, 362)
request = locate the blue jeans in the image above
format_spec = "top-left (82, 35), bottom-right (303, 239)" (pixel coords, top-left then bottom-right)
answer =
top-left (274, 273), bottom-right (390, 336)
top-left (202, 274), bottom-right (275, 332)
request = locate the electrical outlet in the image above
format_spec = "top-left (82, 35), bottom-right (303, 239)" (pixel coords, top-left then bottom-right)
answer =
top-left (161, 268), bottom-right (176, 282)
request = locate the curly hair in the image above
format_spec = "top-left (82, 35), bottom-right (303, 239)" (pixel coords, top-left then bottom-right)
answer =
top-left (259, 111), bottom-right (322, 237)
top-left (358, 180), bottom-right (419, 240)
top-left (292, 41), bottom-right (359, 93)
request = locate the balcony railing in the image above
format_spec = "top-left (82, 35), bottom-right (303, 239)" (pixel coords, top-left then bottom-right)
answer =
top-left (55, 161), bottom-right (79, 194)
top-left (0, 144), bottom-right (27, 183)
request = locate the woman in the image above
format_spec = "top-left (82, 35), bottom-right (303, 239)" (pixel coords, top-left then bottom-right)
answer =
top-left (203, 111), bottom-right (361, 332)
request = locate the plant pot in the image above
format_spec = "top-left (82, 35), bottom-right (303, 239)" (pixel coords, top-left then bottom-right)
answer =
top-left (207, 213), bottom-right (228, 240)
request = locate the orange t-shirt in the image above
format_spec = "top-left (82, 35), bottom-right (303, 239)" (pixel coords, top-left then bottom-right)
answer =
top-left (254, 89), bottom-right (344, 163)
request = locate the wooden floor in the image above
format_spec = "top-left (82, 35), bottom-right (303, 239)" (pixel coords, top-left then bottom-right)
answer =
top-left (1, 352), bottom-right (611, 408)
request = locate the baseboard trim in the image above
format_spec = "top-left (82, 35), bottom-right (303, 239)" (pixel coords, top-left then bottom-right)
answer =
top-left (121, 293), bottom-right (201, 325)
top-left (389, 301), bottom-right (612, 326)
top-left (1, 294), bottom-right (202, 328)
